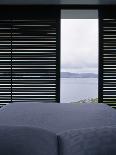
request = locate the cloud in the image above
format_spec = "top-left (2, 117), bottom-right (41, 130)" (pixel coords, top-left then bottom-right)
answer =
top-left (61, 19), bottom-right (98, 73)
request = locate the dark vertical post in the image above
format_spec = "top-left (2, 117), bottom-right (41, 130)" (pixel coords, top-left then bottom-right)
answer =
top-left (56, 8), bottom-right (61, 103)
top-left (98, 8), bottom-right (103, 103)
top-left (10, 19), bottom-right (13, 103)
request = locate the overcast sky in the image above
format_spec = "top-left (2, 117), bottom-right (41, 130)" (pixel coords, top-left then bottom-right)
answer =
top-left (61, 18), bottom-right (98, 74)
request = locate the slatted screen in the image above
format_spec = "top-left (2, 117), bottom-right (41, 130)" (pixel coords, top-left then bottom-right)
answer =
top-left (99, 9), bottom-right (116, 107)
top-left (12, 19), bottom-right (59, 102)
top-left (0, 7), bottom-right (60, 104)
top-left (0, 20), bottom-right (11, 104)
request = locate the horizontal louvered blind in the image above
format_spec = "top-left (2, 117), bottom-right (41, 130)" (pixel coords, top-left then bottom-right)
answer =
top-left (12, 19), bottom-right (58, 102)
top-left (0, 20), bottom-right (11, 103)
top-left (99, 9), bottom-right (116, 108)
top-left (0, 8), bottom-right (60, 104)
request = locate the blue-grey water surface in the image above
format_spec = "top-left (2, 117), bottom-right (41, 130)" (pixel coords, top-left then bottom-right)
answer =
top-left (61, 78), bottom-right (98, 103)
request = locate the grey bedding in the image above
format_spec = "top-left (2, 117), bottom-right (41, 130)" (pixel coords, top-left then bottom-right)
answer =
top-left (0, 102), bottom-right (116, 155)
top-left (0, 102), bottom-right (116, 133)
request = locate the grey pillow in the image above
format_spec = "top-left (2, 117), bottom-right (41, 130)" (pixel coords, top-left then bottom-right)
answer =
top-left (0, 125), bottom-right (57, 155)
top-left (58, 126), bottom-right (116, 155)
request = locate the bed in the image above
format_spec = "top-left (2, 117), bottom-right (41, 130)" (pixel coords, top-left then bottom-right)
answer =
top-left (0, 102), bottom-right (116, 155)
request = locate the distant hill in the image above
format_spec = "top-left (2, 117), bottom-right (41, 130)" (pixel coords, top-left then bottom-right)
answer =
top-left (61, 72), bottom-right (98, 78)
